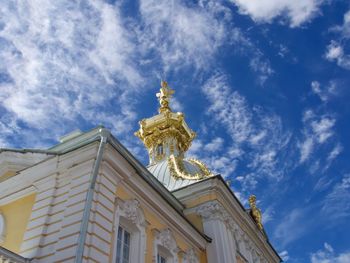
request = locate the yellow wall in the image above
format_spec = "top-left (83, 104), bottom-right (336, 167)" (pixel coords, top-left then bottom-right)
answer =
top-left (0, 193), bottom-right (36, 253)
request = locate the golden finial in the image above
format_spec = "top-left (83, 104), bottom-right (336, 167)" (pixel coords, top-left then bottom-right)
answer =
top-left (249, 195), bottom-right (263, 230)
top-left (156, 80), bottom-right (175, 113)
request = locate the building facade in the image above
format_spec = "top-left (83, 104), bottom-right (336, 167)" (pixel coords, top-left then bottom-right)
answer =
top-left (0, 82), bottom-right (281, 263)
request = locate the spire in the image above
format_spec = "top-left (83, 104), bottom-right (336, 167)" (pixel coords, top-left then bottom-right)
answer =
top-left (156, 81), bottom-right (175, 113)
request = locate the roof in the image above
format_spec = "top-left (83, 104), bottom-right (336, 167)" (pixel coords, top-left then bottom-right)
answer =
top-left (147, 157), bottom-right (212, 191)
top-left (47, 126), bottom-right (212, 242)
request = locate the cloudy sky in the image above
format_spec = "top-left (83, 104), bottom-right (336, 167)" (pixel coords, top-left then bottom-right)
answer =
top-left (1, 0), bottom-right (350, 262)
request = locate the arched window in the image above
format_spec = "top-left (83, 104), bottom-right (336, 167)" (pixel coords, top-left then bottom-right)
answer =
top-left (153, 228), bottom-right (179, 263)
top-left (112, 199), bottom-right (147, 263)
top-left (0, 212), bottom-right (5, 244)
top-left (156, 144), bottom-right (163, 156)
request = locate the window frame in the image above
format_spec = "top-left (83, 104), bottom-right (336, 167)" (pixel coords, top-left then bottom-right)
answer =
top-left (153, 228), bottom-right (179, 263)
top-left (156, 144), bottom-right (164, 156)
top-left (157, 253), bottom-right (167, 263)
top-left (112, 199), bottom-right (146, 263)
top-left (116, 225), bottom-right (131, 263)
top-left (0, 211), bottom-right (6, 244)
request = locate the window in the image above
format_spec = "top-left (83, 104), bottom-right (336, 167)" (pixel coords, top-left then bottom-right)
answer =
top-left (112, 199), bottom-right (146, 263)
top-left (0, 212), bottom-right (5, 244)
top-left (157, 254), bottom-right (166, 263)
top-left (156, 144), bottom-right (163, 156)
top-left (116, 226), bottom-right (130, 263)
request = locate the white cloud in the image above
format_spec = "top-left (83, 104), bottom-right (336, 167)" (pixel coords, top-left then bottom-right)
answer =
top-left (311, 117), bottom-right (335, 143)
top-left (279, 250), bottom-right (289, 261)
top-left (332, 10), bottom-right (350, 39)
top-left (262, 206), bottom-right (274, 224)
top-left (249, 131), bottom-right (267, 145)
top-left (325, 42), bottom-right (344, 60)
top-left (138, 0), bottom-right (273, 84)
top-left (314, 175), bottom-right (333, 191)
top-left (229, 0), bottom-right (325, 27)
top-left (138, 0), bottom-right (227, 71)
top-left (170, 97), bottom-right (184, 112)
top-left (311, 80), bottom-right (338, 102)
top-left (299, 138), bottom-right (314, 163)
top-left (0, 0), bottom-right (142, 146)
top-left (325, 10), bottom-right (350, 69)
top-left (229, 28), bottom-right (274, 84)
top-left (200, 73), bottom-right (291, 186)
top-left (327, 143), bottom-right (342, 162)
top-left (274, 208), bottom-right (309, 247)
top-left (249, 56), bottom-right (274, 84)
top-left (202, 73), bottom-right (253, 144)
top-left (322, 174), bottom-right (350, 220)
top-left (311, 243), bottom-right (350, 263)
top-left (298, 110), bottom-right (337, 164)
top-left (236, 173), bottom-right (258, 190)
top-left (325, 41), bottom-right (350, 70)
top-left (204, 137), bottom-right (224, 152)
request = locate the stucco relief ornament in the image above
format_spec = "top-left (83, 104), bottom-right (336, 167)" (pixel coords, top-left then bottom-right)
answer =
top-left (183, 248), bottom-right (199, 263)
top-left (195, 201), bottom-right (228, 221)
top-left (158, 229), bottom-right (177, 251)
top-left (120, 199), bottom-right (143, 225)
top-left (249, 195), bottom-right (263, 230)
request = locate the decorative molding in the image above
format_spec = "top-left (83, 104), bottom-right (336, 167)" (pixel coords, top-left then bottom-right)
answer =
top-left (168, 155), bottom-right (212, 180)
top-left (119, 199), bottom-right (145, 226)
top-left (182, 248), bottom-right (199, 263)
top-left (195, 200), bottom-right (229, 221)
top-left (154, 228), bottom-right (179, 263)
top-left (156, 229), bottom-right (178, 253)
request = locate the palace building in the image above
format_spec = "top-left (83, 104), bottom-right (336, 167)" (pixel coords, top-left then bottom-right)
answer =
top-left (0, 81), bottom-right (281, 263)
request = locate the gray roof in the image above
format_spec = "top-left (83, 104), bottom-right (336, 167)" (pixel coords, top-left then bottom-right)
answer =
top-left (148, 159), bottom-right (203, 191)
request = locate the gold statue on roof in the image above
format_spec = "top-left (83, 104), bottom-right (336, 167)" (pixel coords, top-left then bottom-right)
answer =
top-left (249, 195), bottom-right (263, 230)
top-left (156, 80), bottom-right (175, 113)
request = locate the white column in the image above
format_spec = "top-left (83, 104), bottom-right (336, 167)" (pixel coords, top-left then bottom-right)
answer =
top-left (196, 201), bottom-right (237, 263)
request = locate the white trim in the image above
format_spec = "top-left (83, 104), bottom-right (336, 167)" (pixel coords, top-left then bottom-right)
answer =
top-left (0, 212), bottom-right (6, 244)
top-left (112, 198), bottom-right (147, 263)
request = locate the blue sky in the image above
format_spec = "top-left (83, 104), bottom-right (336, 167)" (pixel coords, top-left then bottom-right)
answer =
top-left (0, 0), bottom-right (349, 262)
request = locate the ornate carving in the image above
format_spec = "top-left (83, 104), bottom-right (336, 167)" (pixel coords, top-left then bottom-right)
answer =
top-left (183, 248), bottom-right (199, 263)
top-left (135, 81), bottom-right (197, 166)
top-left (157, 81), bottom-right (175, 113)
top-left (119, 199), bottom-right (145, 225)
top-left (168, 155), bottom-right (212, 180)
top-left (135, 111), bottom-right (196, 153)
top-left (248, 195), bottom-right (263, 230)
top-left (195, 201), bottom-right (229, 221)
top-left (158, 229), bottom-right (176, 250)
